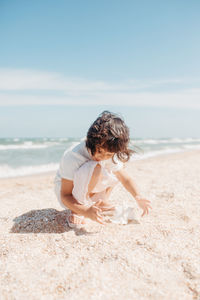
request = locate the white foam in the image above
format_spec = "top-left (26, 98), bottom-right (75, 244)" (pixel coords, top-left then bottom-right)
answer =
top-left (130, 147), bottom-right (189, 161)
top-left (183, 144), bottom-right (200, 150)
top-left (0, 163), bottom-right (59, 179)
top-left (131, 138), bottom-right (200, 145)
top-left (0, 141), bottom-right (60, 150)
top-left (58, 138), bottom-right (69, 142)
top-left (0, 144), bottom-right (48, 150)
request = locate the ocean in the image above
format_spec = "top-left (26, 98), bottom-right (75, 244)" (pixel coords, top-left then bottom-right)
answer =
top-left (0, 137), bottom-right (200, 179)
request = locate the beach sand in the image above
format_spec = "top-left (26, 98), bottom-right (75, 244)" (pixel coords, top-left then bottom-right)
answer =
top-left (0, 150), bottom-right (200, 300)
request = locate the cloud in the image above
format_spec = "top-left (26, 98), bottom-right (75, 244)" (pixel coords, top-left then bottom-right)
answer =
top-left (0, 68), bottom-right (188, 92)
top-left (0, 68), bottom-right (199, 109)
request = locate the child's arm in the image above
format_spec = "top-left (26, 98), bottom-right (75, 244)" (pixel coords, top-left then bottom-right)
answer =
top-left (114, 168), bottom-right (152, 217)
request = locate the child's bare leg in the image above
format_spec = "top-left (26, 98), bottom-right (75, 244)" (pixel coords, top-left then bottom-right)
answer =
top-left (87, 163), bottom-right (116, 199)
top-left (87, 164), bottom-right (113, 206)
top-left (87, 163), bottom-right (102, 196)
top-left (87, 163), bottom-right (116, 206)
top-left (105, 186), bottom-right (114, 200)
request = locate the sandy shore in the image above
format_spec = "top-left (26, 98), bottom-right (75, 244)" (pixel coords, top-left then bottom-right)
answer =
top-left (0, 150), bottom-right (200, 300)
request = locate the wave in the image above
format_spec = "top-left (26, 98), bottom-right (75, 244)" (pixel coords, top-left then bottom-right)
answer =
top-left (182, 144), bottom-right (200, 150)
top-left (130, 146), bottom-right (199, 161)
top-left (0, 141), bottom-right (60, 150)
top-left (132, 138), bottom-right (200, 144)
top-left (0, 163), bottom-right (59, 179)
top-left (0, 144), bottom-right (48, 150)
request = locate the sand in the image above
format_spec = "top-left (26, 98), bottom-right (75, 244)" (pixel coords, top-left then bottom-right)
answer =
top-left (0, 150), bottom-right (200, 300)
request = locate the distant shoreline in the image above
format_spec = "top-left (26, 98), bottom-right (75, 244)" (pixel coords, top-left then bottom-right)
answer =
top-left (1, 148), bottom-right (199, 182)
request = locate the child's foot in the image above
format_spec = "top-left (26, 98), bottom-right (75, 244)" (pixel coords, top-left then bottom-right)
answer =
top-left (66, 212), bottom-right (86, 229)
top-left (69, 213), bottom-right (86, 225)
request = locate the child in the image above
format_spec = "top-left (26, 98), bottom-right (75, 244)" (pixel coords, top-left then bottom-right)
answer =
top-left (54, 111), bottom-right (152, 228)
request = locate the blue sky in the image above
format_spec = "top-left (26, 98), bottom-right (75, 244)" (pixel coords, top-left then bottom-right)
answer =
top-left (0, 0), bottom-right (200, 138)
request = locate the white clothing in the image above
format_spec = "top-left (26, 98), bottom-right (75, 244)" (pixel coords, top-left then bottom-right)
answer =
top-left (54, 140), bottom-right (123, 208)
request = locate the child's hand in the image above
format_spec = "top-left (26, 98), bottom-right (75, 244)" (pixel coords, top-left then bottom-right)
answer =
top-left (85, 200), bottom-right (106, 224)
top-left (85, 200), bottom-right (115, 224)
top-left (135, 195), bottom-right (152, 217)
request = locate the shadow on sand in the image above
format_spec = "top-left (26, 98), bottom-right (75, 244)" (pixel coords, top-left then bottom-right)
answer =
top-left (10, 208), bottom-right (95, 236)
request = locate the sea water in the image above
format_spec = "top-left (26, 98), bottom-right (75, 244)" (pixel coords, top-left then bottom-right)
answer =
top-left (0, 137), bottom-right (200, 179)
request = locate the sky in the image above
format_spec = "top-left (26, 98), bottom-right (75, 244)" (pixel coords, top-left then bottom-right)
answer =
top-left (0, 0), bottom-right (200, 138)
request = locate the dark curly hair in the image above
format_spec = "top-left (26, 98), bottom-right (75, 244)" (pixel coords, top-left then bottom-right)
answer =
top-left (86, 111), bottom-right (135, 162)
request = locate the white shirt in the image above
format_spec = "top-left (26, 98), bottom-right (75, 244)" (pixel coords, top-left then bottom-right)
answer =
top-left (54, 140), bottom-right (123, 183)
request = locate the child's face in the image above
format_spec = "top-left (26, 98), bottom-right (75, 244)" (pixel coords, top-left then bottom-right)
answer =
top-left (92, 147), bottom-right (115, 161)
